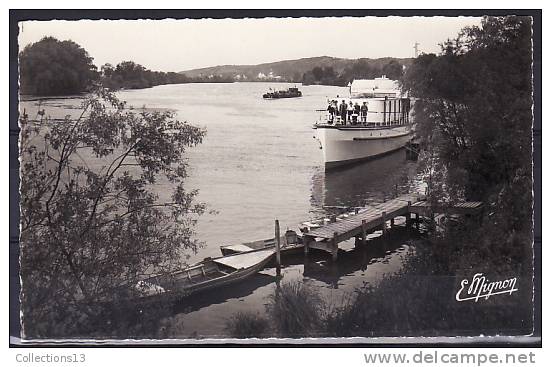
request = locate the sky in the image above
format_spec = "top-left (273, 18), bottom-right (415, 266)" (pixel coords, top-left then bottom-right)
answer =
top-left (18, 17), bottom-right (482, 72)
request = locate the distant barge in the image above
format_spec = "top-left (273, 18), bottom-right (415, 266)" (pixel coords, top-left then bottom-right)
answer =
top-left (263, 86), bottom-right (302, 99)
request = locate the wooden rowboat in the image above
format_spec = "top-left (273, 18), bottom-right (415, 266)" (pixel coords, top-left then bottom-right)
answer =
top-left (219, 230), bottom-right (303, 256)
top-left (135, 248), bottom-right (275, 301)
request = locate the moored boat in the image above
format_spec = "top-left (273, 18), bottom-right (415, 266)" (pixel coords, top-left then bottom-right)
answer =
top-left (220, 230), bottom-right (303, 255)
top-left (134, 248), bottom-right (275, 301)
top-left (314, 76), bottom-right (415, 169)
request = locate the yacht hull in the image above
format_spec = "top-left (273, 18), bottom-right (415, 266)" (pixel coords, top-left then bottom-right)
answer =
top-left (315, 124), bottom-right (414, 169)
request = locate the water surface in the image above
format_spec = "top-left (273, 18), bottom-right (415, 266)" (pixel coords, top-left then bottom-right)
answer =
top-left (20, 82), bottom-right (422, 338)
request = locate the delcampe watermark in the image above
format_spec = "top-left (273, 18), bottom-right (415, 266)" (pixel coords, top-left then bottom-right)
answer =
top-left (455, 273), bottom-right (518, 302)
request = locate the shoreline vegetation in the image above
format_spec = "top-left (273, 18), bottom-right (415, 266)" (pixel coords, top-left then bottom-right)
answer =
top-left (18, 37), bottom-right (235, 96)
top-left (18, 15), bottom-right (534, 339)
top-left (19, 36), bottom-right (409, 97)
top-left (225, 246), bottom-right (532, 339)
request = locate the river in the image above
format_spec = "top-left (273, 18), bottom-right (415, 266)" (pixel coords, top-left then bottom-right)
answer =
top-left (20, 82), bottom-right (424, 338)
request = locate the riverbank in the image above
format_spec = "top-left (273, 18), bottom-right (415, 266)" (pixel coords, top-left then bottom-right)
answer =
top-left (224, 234), bottom-right (532, 339)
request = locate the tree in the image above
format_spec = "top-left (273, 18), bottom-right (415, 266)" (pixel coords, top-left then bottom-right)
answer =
top-left (100, 63), bottom-right (115, 78)
top-left (403, 16), bottom-right (531, 201)
top-left (19, 37), bottom-right (98, 96)
top-left (351, 60), bottom-right (377, 79)
top-left (19, 89), bottom-right (207, 338)
top-left (322, 66), bottom-right (336, 79)
top-left (100, 61), bottom-right (192, 90)
top-left (113, 61), bottom-right (150, 89)
top-left (301, 71), bottom-right (316, 85)
top-left (339, 59), bottom-right (382, 84)
top-left (382, 60), bottom-right (403, 80)
top-left (312, 66), bottom-right (324, 81)
top-left (401, 16), bottom-right (533, 273)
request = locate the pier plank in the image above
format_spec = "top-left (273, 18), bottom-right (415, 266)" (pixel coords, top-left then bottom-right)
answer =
top-left (306, 194), bottom-right (420, 241)
top-left (409, 201), bottom-right (483, 216)
top-left (303, 194), bottom-right (482, 260)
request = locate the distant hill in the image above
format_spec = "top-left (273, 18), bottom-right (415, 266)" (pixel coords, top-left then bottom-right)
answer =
top-left (180, 56), bottom-right (413, 82)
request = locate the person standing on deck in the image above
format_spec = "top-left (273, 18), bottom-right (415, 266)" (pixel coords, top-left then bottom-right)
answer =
top-left (353, 102), bottom-right (360, 124)
top-left (360, 101), bottom-right (368, 123)
top-left (339, 99), bottom-right (347, 125)
top-left (347, 101), bottom-right (354, 124)
top-left (327, 100), bottom-right (335, 123)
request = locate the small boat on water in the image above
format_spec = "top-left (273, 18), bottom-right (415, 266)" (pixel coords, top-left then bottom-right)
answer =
top-left (263, 86), bottom-right (302, 99)
top-left (134, 248), bottom-right (275, 301)
top-left (220, 230), bottom-right (303, 255)
top-left (314, 76), bottom-right (415, 169)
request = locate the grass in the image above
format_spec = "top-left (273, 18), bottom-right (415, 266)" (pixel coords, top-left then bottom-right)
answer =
top-left (225, 312), bottom-right (270, 339)
top-left (227, 239), bottom-right (533, 338)
top-left (266, 281), bottom-right (325, 337)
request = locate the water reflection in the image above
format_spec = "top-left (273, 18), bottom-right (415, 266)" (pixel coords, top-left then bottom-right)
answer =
top-left (172, 273), bottom-right (276, 314)
top-left (310, 149), bottom-right (418, 211)
top-left (301, 227), bottom-right (416, 289)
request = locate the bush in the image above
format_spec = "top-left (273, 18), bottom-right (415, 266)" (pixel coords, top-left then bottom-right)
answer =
top-left (225, 312), bottom-right (270, 339)
top-left (267, 281), bottom-right (325, 337)
top-left (325, 244), bottom-right (532, 337)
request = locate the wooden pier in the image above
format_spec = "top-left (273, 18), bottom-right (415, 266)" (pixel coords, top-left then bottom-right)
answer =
top-left (302, 194), bottom-right (483, 261)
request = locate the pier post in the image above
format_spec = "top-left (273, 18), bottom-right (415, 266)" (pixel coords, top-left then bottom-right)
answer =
top-left (415, 213), bottom-right (420, 230)
top-left (406, 201), bottom-right (412, 228)
top-left (331, 215), bottom-right (337, 223)
top-left (332, 232), bottom-right (338, 261)
top-left (382, 211), bottom-right (387, 236)
top-left (355, 207), bottom-right (359, 215)
top-left (390, 218), bottom-right (395, 228)
top-left (275, 219), bottom-right (281, 276)
top-left (361, 219), bottom-right (367, 245)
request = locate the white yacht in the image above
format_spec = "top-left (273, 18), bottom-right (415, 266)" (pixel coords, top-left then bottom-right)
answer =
top-left (314, 76), bottom-right (415, 169)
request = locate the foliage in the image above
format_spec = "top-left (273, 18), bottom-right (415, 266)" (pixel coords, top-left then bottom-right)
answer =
top-left (19, 37), bottom-right (99, 96)
top-left (19, 36), bottom-right (232, 96)
top-left (266, 281), bottom-right (325, 337)
top-left (100, 61), bottom-right (194, 90)
top-left (100, 61), bottom-right (233, 90)
top-left (302, 59), bottom-right (405, 86)
top-left (324, 245), bottom-right (532, 337)
top-left (403, 16), bottom-right (532, 202)
top-left (382, 59), bottom-right (404, 80)
top-left (401, 16), bottom-right (533, 274)
top-left (228, 253), bottom-right (531, 338)
top-left (19, 88), bottom-right (206, 338)
top-left (225, 312), bottom-right (270, 339)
